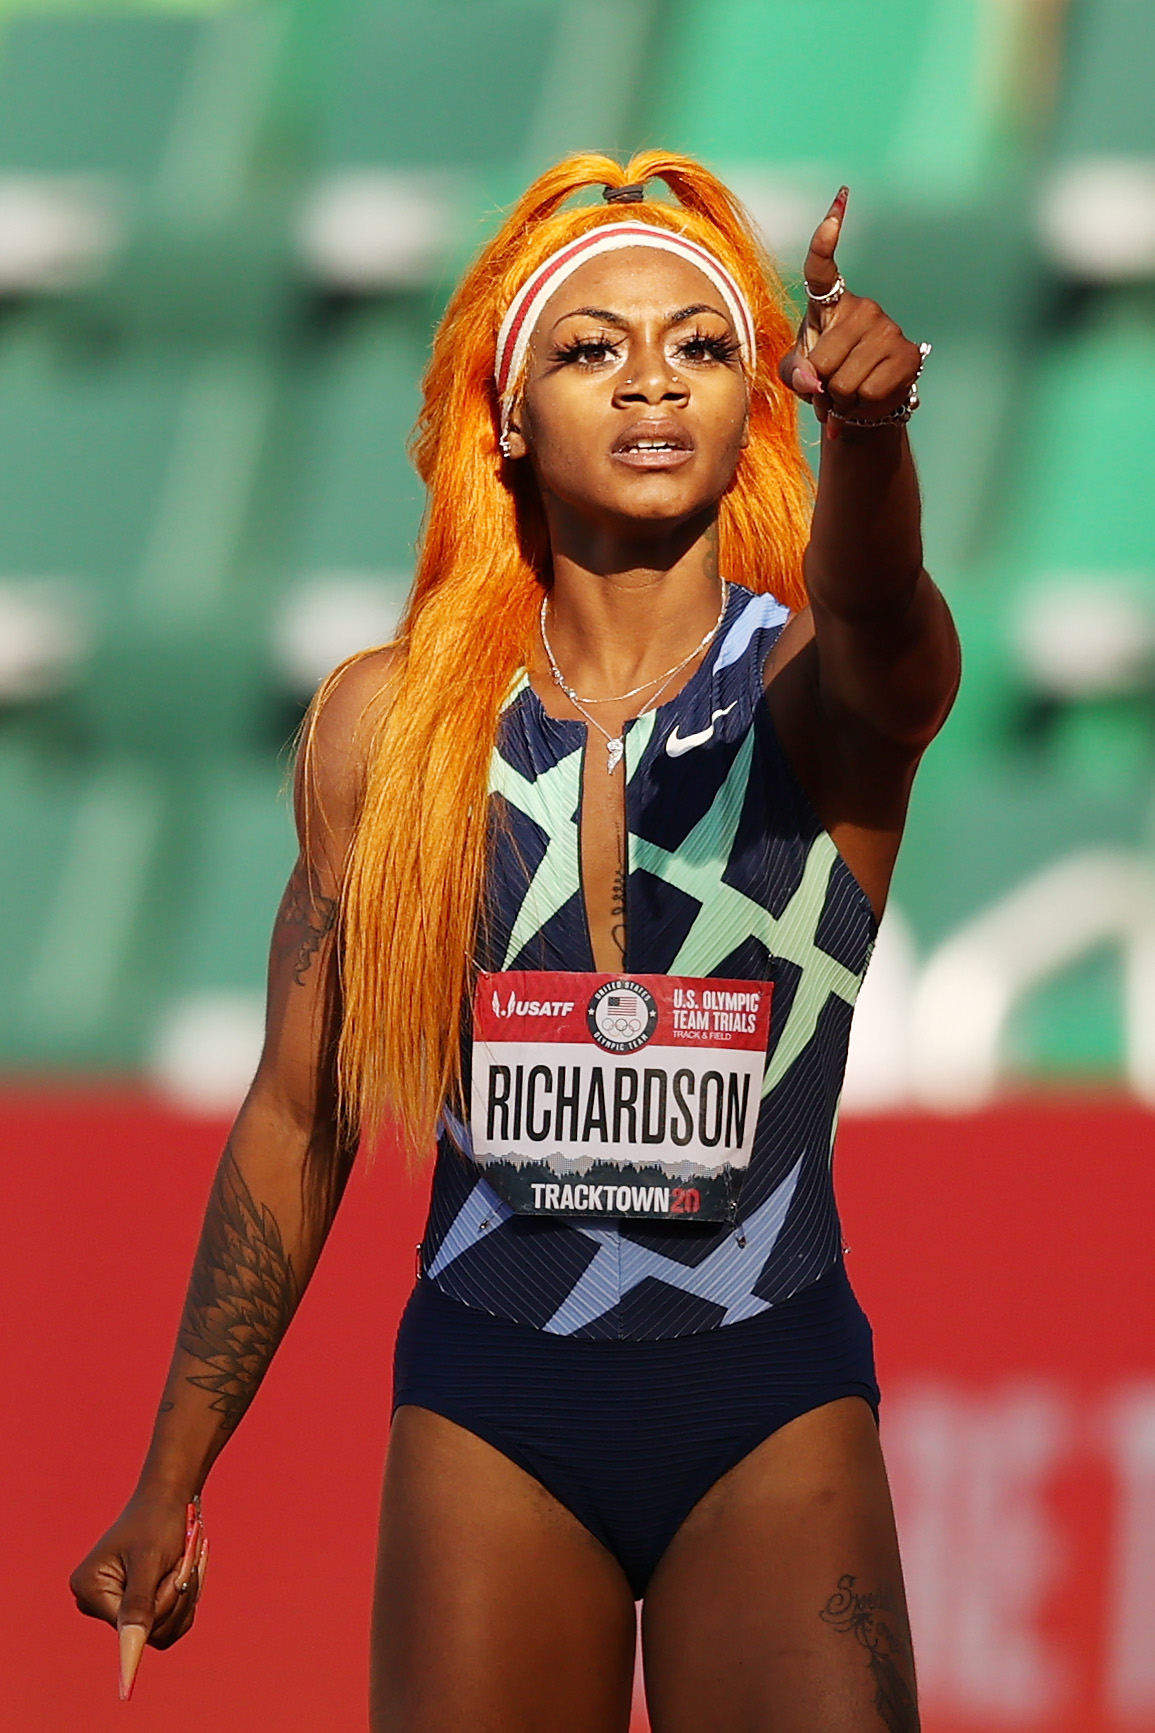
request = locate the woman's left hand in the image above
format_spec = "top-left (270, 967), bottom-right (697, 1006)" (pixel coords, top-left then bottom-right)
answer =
top-left (778, 189), bottom-right (924, 431)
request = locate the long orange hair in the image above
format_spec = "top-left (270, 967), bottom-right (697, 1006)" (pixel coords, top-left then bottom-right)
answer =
top-left (306, 149), bottom-right (813, 1157)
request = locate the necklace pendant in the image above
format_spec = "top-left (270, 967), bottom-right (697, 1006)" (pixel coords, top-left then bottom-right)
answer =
top-left (606, 736), bottom-right (624, 774)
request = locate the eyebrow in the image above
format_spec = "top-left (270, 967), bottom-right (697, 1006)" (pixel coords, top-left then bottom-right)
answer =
top-left (550, 301), bottom-right (732, 332)
top-left (666, 302), bottom-right (730, 327)
top-left (551, 306), bottom-right (627, 330)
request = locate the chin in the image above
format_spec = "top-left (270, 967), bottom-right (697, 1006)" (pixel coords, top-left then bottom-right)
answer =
top-left (609, 483), bottom-right (717, 526)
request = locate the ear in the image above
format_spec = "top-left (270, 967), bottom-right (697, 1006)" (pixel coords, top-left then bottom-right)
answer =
top-left (737, 377), bottom-right (752, 450)
top-left (504, 406), bottom-right (529, 460)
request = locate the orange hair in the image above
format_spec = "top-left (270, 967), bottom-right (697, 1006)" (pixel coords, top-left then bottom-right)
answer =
top-left (308, 150), bottom-right (813, 1158)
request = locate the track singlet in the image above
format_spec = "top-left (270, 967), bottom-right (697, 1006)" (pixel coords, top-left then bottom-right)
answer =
top-left (470, 970), bottom-right (773, 1221)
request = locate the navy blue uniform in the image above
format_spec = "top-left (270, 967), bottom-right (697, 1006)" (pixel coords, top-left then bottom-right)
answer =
top-left (395, 584), bottom-right (880, 1589)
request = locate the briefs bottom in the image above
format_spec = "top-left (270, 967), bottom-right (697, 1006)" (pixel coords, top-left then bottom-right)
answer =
top-left (392, 1261), bottom-right (880, 1598)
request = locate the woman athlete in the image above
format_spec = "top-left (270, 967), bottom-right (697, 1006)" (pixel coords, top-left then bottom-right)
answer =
top-left (72, 152), bottom-right (959, 1732)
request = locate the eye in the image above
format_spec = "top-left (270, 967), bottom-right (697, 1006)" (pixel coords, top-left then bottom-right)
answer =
top-left (551, 333), bottom-right (622, 367)
top-left (673, 329), bottom-right (741, 365)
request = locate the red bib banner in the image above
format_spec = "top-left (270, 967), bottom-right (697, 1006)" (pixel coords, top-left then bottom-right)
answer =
top-left (469, 971), bottom-right (773, 1221)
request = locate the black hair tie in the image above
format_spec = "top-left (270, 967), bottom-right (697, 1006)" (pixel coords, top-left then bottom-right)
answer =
top-left (604, 182), bottom-right (646, 204)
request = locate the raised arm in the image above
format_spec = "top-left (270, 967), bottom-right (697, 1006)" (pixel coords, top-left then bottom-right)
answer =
top-left (70, 650), bottom-right (391, 1668)
top-left (767, 192), bottom-right (961, 914)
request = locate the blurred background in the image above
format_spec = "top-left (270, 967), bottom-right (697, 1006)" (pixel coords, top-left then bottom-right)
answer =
top-left (0, 1), bottom-right (1152, 1730)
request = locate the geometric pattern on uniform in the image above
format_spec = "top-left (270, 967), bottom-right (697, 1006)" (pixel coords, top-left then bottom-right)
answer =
top-left (421, 584), bottom-right (878, 1339)
top-left (541, 1156), bottom-right (802, 1334)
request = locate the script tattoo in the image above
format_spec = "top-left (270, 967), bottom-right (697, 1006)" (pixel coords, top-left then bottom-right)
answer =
top-left (178, 1148), bottom-right (299, 1434)
top-left (820, 1575), bottom-right (918, 1733)
top-left (610, 862), bottom-right (627, 962)
top-left (273, 867), bottom-right (337, 986)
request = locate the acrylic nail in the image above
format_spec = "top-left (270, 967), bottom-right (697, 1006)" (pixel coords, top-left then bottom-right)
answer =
top-left (118, 1623), bottom-right (147, 1702)
top-left (174, 1512), bottom-right (200, 1592)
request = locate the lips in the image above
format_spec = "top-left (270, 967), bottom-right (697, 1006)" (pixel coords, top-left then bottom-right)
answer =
top-left (612, 419), bottom-right (694, 470)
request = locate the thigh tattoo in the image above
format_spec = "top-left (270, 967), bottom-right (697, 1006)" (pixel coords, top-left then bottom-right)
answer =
top-left (819, 1574), bottom-right (919, 1733)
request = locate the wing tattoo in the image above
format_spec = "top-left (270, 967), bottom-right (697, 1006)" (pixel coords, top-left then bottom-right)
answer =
top-left (178, 1148), bottom-right (299, 1433)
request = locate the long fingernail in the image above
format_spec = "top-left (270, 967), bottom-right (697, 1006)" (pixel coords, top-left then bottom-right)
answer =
top-left (118, 1624), bottom-right (148, 1702)
top-left (174, 1509), bottom-right (200, 1592)
top-left (832, 186), bottom-right (849, 213)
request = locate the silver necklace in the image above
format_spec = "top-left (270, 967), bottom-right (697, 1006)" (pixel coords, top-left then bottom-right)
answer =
top-left (540, 582), bottom-right (729, 774)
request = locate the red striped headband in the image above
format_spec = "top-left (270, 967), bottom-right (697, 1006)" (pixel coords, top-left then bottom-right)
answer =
top-left (494, 221), bottom-right (757, 430)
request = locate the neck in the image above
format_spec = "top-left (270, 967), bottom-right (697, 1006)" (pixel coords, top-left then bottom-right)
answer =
top-left (535, 506), bottom-right (725, 699)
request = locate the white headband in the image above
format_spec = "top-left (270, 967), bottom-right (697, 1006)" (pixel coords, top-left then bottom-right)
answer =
top-left (494, 220), bottom-right (757, 431)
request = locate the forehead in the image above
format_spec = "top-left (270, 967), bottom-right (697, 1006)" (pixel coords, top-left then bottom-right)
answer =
top-left (534, 245), bottom-right (729, 330)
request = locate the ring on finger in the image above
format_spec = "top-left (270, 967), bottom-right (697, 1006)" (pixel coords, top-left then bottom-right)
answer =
top-left (805, 272), bottom-right (845, 308)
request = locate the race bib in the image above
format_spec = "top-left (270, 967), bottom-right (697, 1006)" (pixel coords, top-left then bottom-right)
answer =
top-left (469, 970), bottom-right (773, 1222)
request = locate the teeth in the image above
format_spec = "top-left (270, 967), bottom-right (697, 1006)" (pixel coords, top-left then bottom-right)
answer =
top-left (629, 440), bottom-right (678, 451)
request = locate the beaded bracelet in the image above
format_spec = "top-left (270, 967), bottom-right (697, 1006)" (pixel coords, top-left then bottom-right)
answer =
top-left (826, 341), bottom-right (932, 428)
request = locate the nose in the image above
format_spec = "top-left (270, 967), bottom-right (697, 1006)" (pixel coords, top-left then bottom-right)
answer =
top-left (612, 335), bottom-right (688, 408)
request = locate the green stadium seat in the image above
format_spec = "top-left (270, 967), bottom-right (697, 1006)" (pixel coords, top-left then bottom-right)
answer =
top-left (316, 0), bottom-right (656, 176)
top-left (1053, 0), bottom-right (1155, 156)
top-left (648, 0), bottom-right (1037, 202)
top-left (144, 759), bottom-right (296, 1111)
top-left (996, 308), bottom-right (1155, 579)
top-left (0, 737), bottom-right (167, 1066)
top-left (287, 309), bottom-right (424, 578)
top-left (170, 759), bottom-right (297, 997)
top-left (0, 314), bottom-right (184, 610)
top-left (0, 314), bottom-right (278, 754)
top-left (0, 14), bottom-right (200, 180)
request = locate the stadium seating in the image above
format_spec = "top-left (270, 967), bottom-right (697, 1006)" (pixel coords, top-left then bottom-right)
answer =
top-left (0, 0), bottom-right (1151, 1102)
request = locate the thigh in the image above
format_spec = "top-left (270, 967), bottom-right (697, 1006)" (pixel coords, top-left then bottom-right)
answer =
top-left (641, 1397), bottom-right (918, 1733)
top-left (371, 1405), bottom-right (637, 1733)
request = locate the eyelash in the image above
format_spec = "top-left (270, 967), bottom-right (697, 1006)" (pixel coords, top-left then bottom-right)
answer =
top-left (551, 329), bottom-right (740, 367)
top-left (678, 330), bottom-right (741, 365)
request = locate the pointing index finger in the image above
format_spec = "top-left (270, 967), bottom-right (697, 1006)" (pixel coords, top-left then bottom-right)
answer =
top-left (803, 186), bottom-right (849, 297)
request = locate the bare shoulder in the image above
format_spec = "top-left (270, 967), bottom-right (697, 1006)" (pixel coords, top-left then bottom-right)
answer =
top-left (306, 645), bottom-right (399, 759)
top-left (295, 645), bottom-right (400, 862)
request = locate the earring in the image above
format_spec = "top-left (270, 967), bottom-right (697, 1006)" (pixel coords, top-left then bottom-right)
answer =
top-left (499, 431), bottom-right (514, 459)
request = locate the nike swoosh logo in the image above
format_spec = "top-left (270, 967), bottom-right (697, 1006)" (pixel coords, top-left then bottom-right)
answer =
top-left (665, 703), bottom-right (737, 757)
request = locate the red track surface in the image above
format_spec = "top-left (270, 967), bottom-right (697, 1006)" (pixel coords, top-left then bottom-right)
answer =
top-left (2, 1089), bottom-right (1152, 1731)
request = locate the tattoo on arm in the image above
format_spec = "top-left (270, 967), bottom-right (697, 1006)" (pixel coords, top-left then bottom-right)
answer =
top-left (820, 1574), bottom-right (919, 1733)
top-left (273, 869), bottom-right (337, 986)
top-left (178, 1148), bottom-right (299, 1434)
